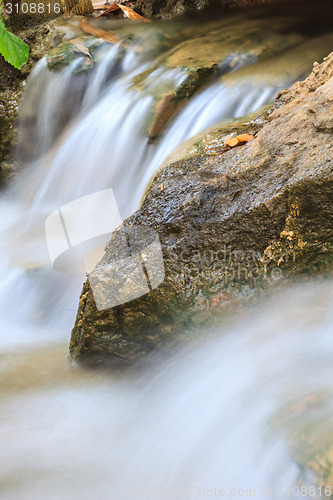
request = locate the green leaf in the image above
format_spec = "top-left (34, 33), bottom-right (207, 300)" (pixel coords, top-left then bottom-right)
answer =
top-left (0, 19), bottom-right (29, 69)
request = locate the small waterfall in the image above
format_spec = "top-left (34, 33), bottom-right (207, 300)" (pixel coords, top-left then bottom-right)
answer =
top-left (0, 9), bottom-right (331, 345)
top-left (17, 50), bottom-right (280, 219)
top-left (0, 38), bottom-right (292, 348)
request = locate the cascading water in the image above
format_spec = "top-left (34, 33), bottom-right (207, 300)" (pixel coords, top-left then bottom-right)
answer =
top-left (3, 17), bottom-right (333, 346)
top-left (0, 44), bottom-right (288, 345)
top-left (1, 279), bottom-right (333, 499)
top-left (1, 5), bottom-right (333, 499)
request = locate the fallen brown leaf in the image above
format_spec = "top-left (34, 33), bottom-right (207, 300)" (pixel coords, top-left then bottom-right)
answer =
top-left (70, 39), bottom-right (93, 60)
top-left (95, 2), bottom-right (120, 18)
top-left (225, 137), bottom-right (240, 148)
top-left (79, 18), bottom-right (121, 45)
top-left (116, 3), bottom-right (150, 21)
top-left (237, 133), bottom-right (254, 143)
top-left (225, 133), bottom-right (253, 148)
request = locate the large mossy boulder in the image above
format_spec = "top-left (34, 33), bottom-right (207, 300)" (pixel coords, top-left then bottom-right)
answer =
top-left (70, 52), bottom-right (333, 363)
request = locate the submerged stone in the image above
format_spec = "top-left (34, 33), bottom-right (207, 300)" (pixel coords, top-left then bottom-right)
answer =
top-left (43, 13), bottom-right (333, 137)
top-left (130, 15), bottom-right (311, 138)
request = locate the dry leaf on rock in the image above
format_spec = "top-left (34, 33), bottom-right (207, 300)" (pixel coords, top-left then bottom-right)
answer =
top-left (225, 134), bottom-right (253, 148)
top-left (95, 3), bottom-right (120, 18)
top-left (70, 39), bottom-right (93, 60)
top-left (116, 3), bottom-right (150, 22)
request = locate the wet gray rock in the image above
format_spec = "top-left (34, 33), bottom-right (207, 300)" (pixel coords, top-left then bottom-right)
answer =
top-left (70, 52), bottom-right (333, 363)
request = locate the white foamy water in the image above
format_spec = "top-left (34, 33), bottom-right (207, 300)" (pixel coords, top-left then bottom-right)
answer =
top-left (0, 280), bottom-right (332, 499)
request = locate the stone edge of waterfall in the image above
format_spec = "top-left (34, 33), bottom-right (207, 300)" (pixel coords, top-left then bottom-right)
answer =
top-left (70, 51), bottom-right (333, 363)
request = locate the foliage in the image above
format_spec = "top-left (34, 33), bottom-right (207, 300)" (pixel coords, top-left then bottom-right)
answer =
top-left (0, 1), bottom-right (29, 69)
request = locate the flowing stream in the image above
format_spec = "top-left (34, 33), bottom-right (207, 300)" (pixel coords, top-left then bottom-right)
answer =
top-left (1, 280), bottom-right (333, 499)
top-left (1, 4), bottom-right (333, 499)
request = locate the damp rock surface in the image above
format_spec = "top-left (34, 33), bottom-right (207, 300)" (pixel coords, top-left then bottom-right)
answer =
top-left (70, 52), bottom-right (333, 362)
